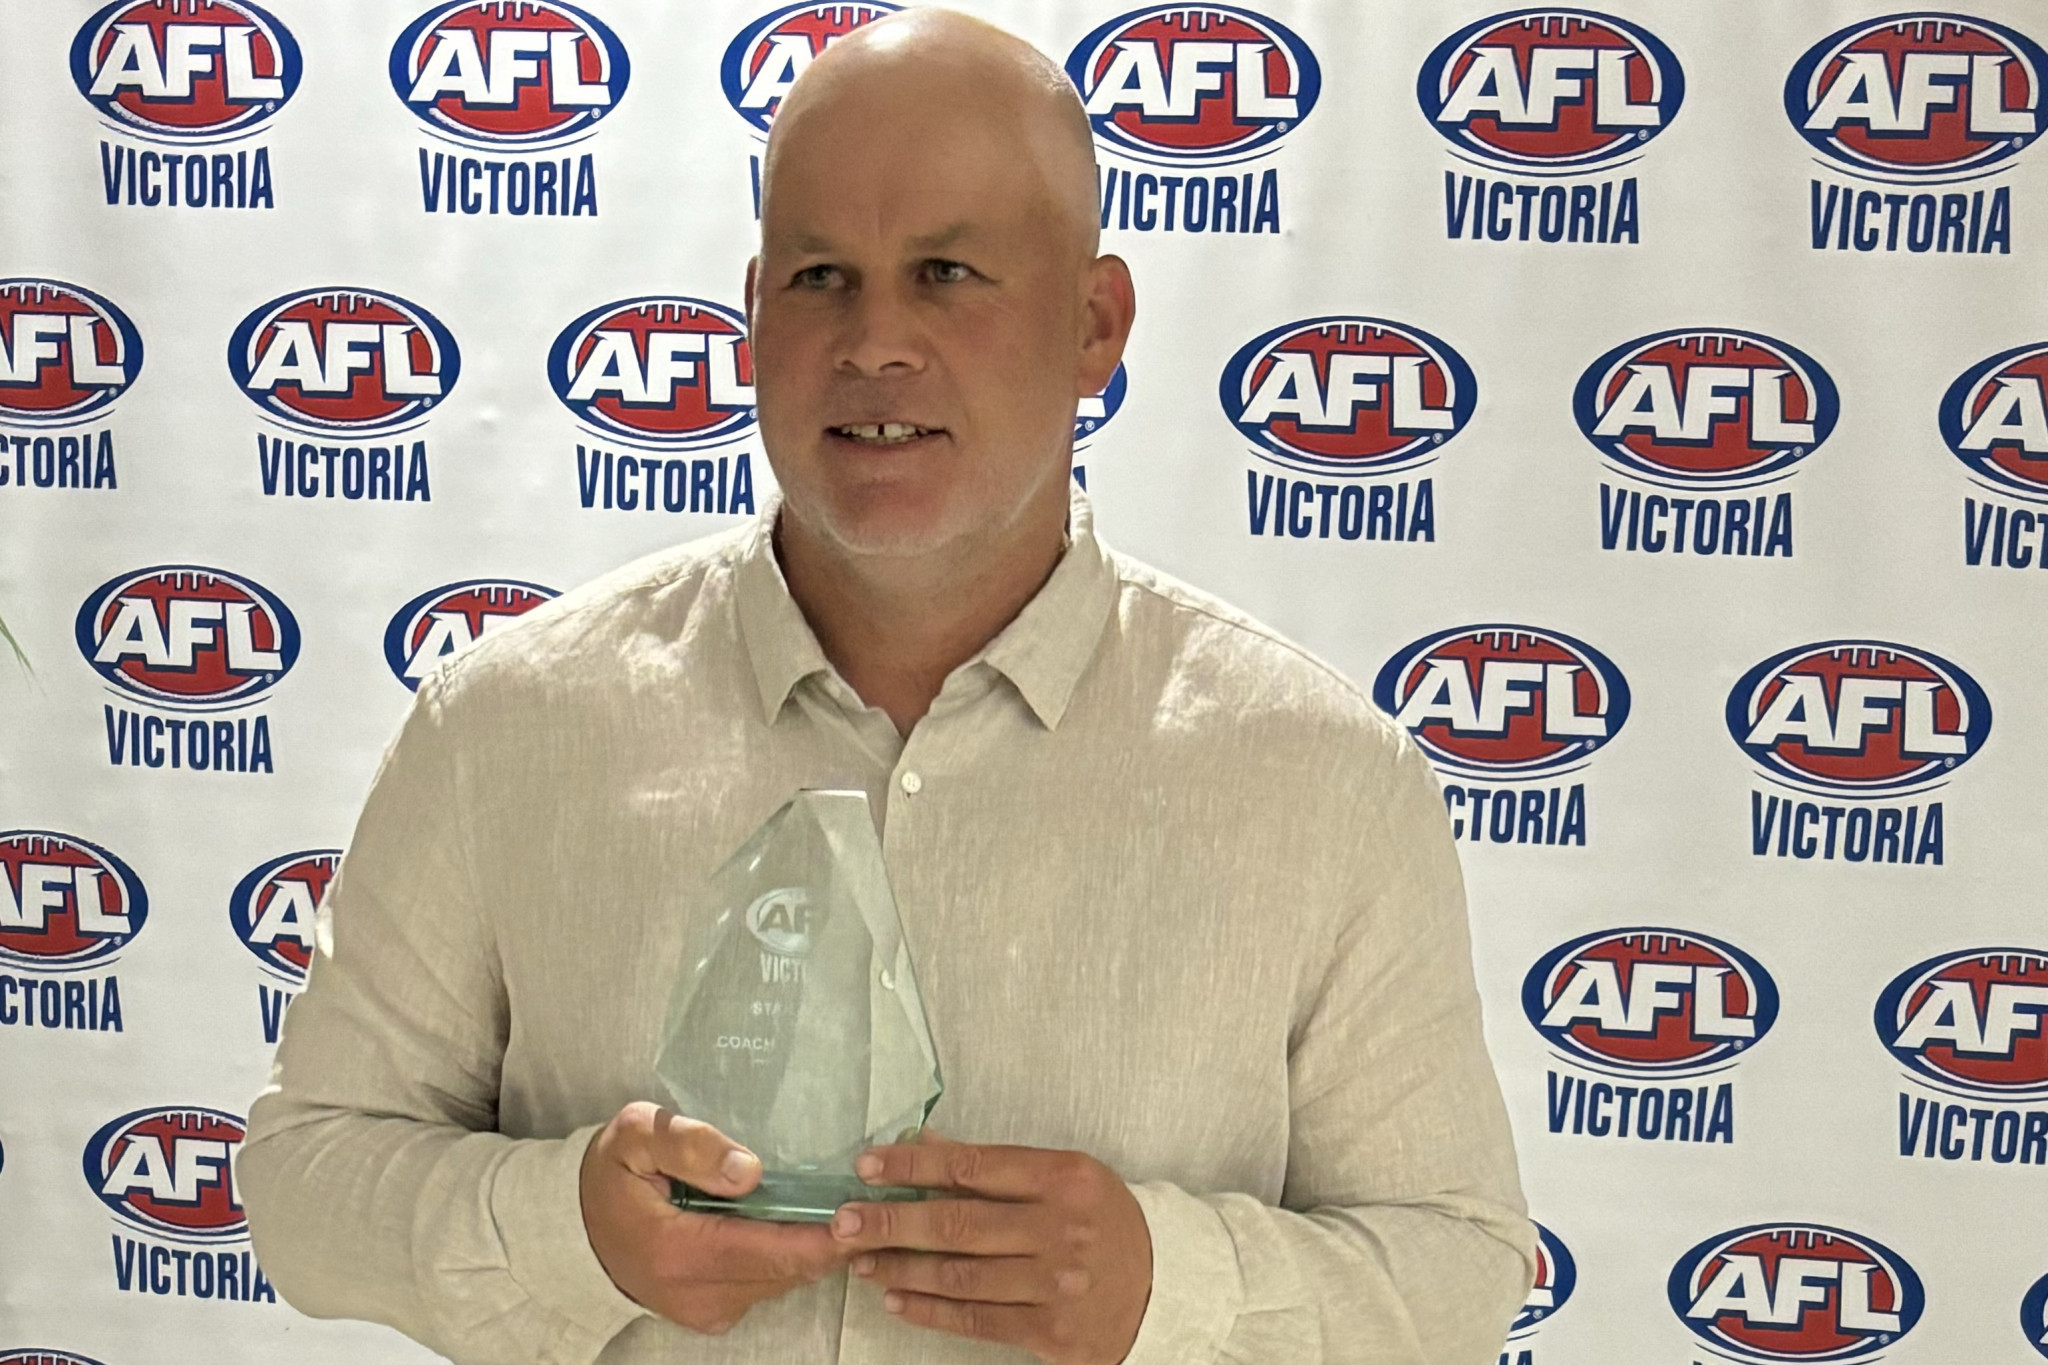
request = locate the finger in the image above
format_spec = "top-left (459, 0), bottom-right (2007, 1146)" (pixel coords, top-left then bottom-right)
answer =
top-left (830, 1195), bottom-right (1041, 1255)
top-left (856, 1250), bottom-right (1076, 1305)
top-left (880, 1290), bottom-right (1042, 1350)
top-left (858, 1140), bottom-right (1075, 1200)
top-left (623, 1106), bottom-right (760, 1197)
top-left (679, 1213), bottom-right (854, 1283)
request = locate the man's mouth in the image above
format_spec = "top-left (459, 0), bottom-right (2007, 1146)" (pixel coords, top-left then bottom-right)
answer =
top-left (829, 423), bottom-right (942, 446)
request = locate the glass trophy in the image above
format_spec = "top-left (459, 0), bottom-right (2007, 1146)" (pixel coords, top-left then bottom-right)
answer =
top-left (656, 789), bottom-right (943, 1222)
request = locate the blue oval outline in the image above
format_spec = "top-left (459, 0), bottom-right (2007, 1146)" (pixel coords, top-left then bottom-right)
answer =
top-left (227, 285), bottom-right (462, 434)
top-left (720, 0), bottom-right (901, 135)
top-left (1874, 945), bottom-right (2048, 1102)
top-left (227, 848), bottom-right (342, 985)
top-left (0, 830), bottom-right (150, 971)
top-left (1219, 314), bottom-right (1478, 476)
top-left (81, 1105), bottom-right (250, 1244)
top-left (69, 0), bottom-right (303, 144)
top-left (1724, 638), bottom-right (1993, 796)
top-left (1371, 622), bottom-right (1630, 779)
top-left (73, 563), bottom-right (302, 710)
top-left (1667, 1221), bottom-right (1925, 1361)
top-left (1065, 3), bottom-right (1322, 168)
top-left (545, 294), bottom-right (756, 449)
top-left (388, 0), bottom-right (631, 149)
top-left (382, 578), bottom-right (558, 690)
top-left (1784, 12), bottom-right (2048, 182)
top-left (1571, 327), bottom-right (1839, 488)
top-left (0, 277), bottom-right (145, 426)
top-left (1520, 925), bottom-right (1780, 1079)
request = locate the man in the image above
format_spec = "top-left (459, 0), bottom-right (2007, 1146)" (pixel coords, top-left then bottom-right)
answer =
top-left (240, 11), bottom-right (1533, 1365)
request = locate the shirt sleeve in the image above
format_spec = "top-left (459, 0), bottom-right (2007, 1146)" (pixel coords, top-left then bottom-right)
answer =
top-left (1119, 726), bottom-right (1536, 1365)
top-left (238, 669), bottom-right (650, 1365)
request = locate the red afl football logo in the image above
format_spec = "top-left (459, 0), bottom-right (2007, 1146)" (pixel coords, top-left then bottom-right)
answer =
top-left (1877, 947), bottom-right (2048, 1102)
top-left (228, 850), bottom-right (337, 985)
top-left (1788, 14), bottom-right (2047, 181)
top-left (228, 288), bottom-right (459, 434)
top-left (1524, 928), bottom-right (1779, 1078)
top-left (1573, 329), bottom-right (1838, 488)
top-left (390, 0), bottom-right (629, 148)
top-left (83, 1107), bottom-right (248, 1243)
top-left (1065, 5), bottom-right (1321, 166)
top-left (1418, 9), bottom-right (1685, 171)
top-left (76, 565), bottom-right (299, 709)
top-left (548, 296), bottom-right (755, 448)
top-left (1372, 625), bottom-right (1630, 778)
top-left (722, 2), bottom-right (898, 133)
top-left (70, 0), bottom-right (302, 141)
top-left (1727, 641), bottom-right (1991, 796)
top-left (1669, 1224), bottom-right (1923, 1361)
top-left (0, 279), bottom-right (144, 426)
top-left (1219, 317), bottom-right (1477, 476)
top-left (383, 579), bottom-right (558, 689)
top-left (0, 831), bottom-right (149, 971)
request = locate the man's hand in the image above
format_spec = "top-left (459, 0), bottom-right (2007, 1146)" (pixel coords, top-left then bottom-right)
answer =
top-left (580, 1102), bottom-right (852, 1334)
top-left (829, 1136), bottom-right (1153, 1365)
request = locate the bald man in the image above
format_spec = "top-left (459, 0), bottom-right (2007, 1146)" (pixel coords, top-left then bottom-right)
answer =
top-left (241, 11), bottom-right (1534, 1365)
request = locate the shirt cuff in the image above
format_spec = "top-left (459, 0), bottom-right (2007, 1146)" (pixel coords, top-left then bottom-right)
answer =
top-left (1120, 1181), bottom-right (1243, 1365)
top-left (491, 1123), bottom-right (650, 1357)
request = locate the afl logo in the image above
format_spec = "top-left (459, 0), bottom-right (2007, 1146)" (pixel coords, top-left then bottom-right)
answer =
top-left (1940, 342), bottom-right (2048, 501)
top-left (1418, 9), bottom-right (1684, 172)
top-left (1220, 317), bottom-right (1475, 476)
top-left (70, 0), bottom-right (302, 142)
top-left (1787, 14), bottom-right (2046, 182)
top-left (391, 0), bottom-right (629, 148)
top-left (228, 850), bottom-right (336, 985)
top-left (1372, 625), bottom-right (1629, 779)
top-left (548, 296), bottom-right (755, 448)
top-left (1727, 641), bottom-right (1991, 796)
top-left (1876, 947), bottom-right (2048, 1102)
top-left (1511, 1222), bottom-right (1577, 1336)
top-left (384, 579), bottom-right (558, 690)
top-left (746, 888), bottom-right (816, 957)
top-left (1524, 928), bottom-right (1778, 1078)
top-left (0, 280), bottom-right (144, 426)
top-left (1573, 329), bottom-right (1838, 489)
top-left (722, 2), bottom-right (898, 134)
top-left (229, 288), bottom-right (459, 434)
top-left (0, 831), bottom-right (148, 971)
top-left (1065, 5), bottom-right (1321, 167)
top-left (1669, 1223), bottom-right (1923, 1362)
top-left (0, 1353), bottom-right (110, 1365)
top-left (76, 565), bottom-right (299, 709)
top-left (1077, 363), bottom-right (1128, 447)
top-left (83, 1107), bottom-right (249, 1243)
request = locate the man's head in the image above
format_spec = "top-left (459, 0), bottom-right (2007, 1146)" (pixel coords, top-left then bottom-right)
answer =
top-left (746, 8), bottom-right (1134, 566)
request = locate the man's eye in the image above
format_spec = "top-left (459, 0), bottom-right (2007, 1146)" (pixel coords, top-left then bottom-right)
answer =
top-left (925, 259), bottom-right (972, 284)
top-left (792, 264), bottom-right (839, 289)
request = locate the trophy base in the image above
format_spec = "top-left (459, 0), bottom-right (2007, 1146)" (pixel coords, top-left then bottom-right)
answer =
top-left (669, 1171), bottom-right (930, 1223)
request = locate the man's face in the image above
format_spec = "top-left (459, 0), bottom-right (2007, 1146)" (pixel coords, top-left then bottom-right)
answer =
top-left (748, 87), bottom-right (1096, 561)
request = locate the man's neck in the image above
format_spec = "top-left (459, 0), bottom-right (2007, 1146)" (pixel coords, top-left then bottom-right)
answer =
top-left (776, 499), bottom-right (1068, 736)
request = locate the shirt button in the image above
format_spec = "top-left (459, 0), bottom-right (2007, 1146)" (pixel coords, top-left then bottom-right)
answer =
top-left (899, 771), bottom-right (923, 796)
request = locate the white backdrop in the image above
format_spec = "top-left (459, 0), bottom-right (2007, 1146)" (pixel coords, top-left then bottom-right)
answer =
top-left (5, 3), bottom-right (2048, 1363)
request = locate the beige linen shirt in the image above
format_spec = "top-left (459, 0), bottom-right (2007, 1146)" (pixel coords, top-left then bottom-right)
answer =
top-left (241, 488), bottom-right (1533, 1365)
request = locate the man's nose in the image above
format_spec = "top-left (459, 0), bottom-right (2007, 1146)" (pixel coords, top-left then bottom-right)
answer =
top-left (836, 282), bottom-right (927, 378)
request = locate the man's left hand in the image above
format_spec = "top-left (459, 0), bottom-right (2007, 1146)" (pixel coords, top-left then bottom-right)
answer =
top-left (829, 1136), bottom-right (1153, 1365)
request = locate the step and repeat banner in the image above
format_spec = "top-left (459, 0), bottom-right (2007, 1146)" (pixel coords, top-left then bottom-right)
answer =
top-left (4, 2), bottom-right (2047, 1362)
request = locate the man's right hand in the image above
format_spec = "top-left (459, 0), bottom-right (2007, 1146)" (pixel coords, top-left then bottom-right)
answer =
top-left (580, 1101), bottom-right (853, 1334)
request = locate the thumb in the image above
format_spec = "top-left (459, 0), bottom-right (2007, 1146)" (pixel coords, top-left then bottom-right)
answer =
top-left (632, 1105), bottom-right (762, 1196)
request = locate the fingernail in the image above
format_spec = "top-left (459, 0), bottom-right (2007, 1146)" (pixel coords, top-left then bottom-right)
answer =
top-left (855, 1152), bottom-right (882, 1180)
top-left (721, 1149), bottom-right (758, 1184)
top-left (832, 1207), bottom-right (862, 1238)
top-left (883, 1291), bottom-right (905, 1313)
top-left (853, 1254), bottom-right (876, 1276)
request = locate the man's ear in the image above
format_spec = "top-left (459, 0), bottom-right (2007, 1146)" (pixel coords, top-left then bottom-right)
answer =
top-left (744, 255), bottom-right (760, 321)
top-left (1076, 254), bottom-right (1136, 397)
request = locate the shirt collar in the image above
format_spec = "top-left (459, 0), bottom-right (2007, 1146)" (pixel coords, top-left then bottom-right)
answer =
top-left (733, 481), bottom-right (1117, 731)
